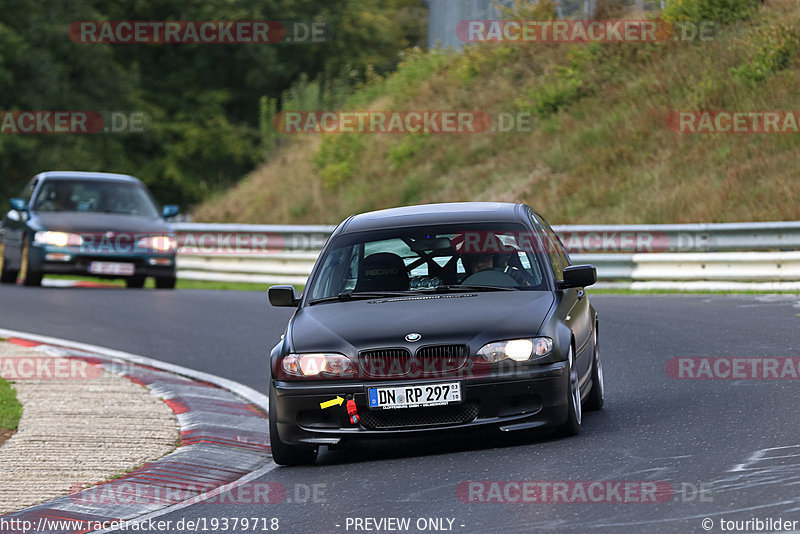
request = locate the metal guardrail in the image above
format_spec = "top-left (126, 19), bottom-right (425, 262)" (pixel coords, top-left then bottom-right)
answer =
top-left (172, 221), bottom-right (800, 289)
top-left (557, 221), bottom-right (800, 252)
top-left (177, 252), bottom-right (318, 286)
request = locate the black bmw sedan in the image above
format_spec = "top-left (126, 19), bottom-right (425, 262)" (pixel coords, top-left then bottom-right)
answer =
top-left (0, 171), bottom-right (179, 288)
top-left (267, 202), bottom-right (602, 465)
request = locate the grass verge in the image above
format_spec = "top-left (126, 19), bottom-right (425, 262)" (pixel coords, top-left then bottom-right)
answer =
top-left (0, 376), bottom-right (23, 447)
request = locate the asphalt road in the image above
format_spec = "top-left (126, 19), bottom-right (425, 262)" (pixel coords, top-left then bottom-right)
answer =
top-left (2, 285), bottom-right (800, 533)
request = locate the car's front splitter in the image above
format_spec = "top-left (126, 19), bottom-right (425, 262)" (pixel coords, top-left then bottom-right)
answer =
top-left (272, 362), bottom-right (570, 446)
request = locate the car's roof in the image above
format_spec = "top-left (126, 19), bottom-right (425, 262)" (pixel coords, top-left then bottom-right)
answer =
top-left (33, 171), bottom-right (142, 183)
top-left (339, 202), bottom-right (530, 234)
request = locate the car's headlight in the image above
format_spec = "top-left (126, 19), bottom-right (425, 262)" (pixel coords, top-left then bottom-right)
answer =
top-left (34, 231), bottom-right (83, 247)
top-left (136, 235), bottom-right (177, 252)
top-left (281, 353), bottom-right (356, 378)
top-left (477, 338), bottom-right (553, 363)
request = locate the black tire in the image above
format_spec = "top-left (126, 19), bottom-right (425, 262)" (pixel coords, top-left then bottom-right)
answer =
top-left (0, 241), bottom-right (18, 284)
top-left (19, 238), bottom-right (42, 287)
top-left (559, 346), bottom-right (582, 437)
top-left (584, 327), bottom-right (604, 412)
top-left (126, 276), bottom-right (146, 288)
top-left (155, 276), bottom-right (176, 289)
top-left (269, 387), bottom-right (318, 466)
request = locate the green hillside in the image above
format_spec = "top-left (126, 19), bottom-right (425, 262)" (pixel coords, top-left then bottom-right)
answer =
top-left (194, 0), bottom-right (800, 225)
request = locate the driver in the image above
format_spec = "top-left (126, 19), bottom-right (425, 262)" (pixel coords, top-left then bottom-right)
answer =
top-left (460, 233), bottom-right (510, 277)
top-left (459, 234), bottom-right (531, 286)
top-left (38, 182), bottom-right (74, 211)
top-left (462, 252), bottom-right (498, 276)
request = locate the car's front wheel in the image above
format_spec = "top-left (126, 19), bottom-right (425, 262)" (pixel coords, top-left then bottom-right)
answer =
top-left (155, 276), bottom-right (176, 289)
top-left (19, 237), bottom-right (42, 287)
top-left (269, 387), bottom-right (318, 466)
top-left (126, 276), bottom-right (146, 289)
top-left (559, 345), bottom-right (582, 436)
top-left (0, 241), bottom-right (19, 284)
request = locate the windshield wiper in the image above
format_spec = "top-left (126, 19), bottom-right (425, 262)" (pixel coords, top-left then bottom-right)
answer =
top-left (308, 291), bottom-right (413, 305)
top-left (428, 284), bottom-right (518, 292)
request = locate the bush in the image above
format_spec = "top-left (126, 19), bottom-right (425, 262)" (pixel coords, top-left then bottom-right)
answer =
top-left (663, 0), bottom-right (760, 24)
top-left (525, 68), bottom-right (585, 117)
top-left (313, 134), bottom-right (366, 189)
top-left (730, 22), bottom-right (800, 84)
top-left (498, 0), bottom-right (559, 20)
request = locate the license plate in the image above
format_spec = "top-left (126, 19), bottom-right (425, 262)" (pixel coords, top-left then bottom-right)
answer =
top-left (368, 382), bottom-right (461, 410)
top-left (88, 262), bottom-right (135, 276)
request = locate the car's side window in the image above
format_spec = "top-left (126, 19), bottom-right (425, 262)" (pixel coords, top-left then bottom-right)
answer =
top-left (545, 234), bottom-right (565, 280)
top-left (528, 212), bottom-right (563, 280)
top-left (19, 179), bottom-right (37, 204)
top-left (545, 223), bottom-right (570, 268)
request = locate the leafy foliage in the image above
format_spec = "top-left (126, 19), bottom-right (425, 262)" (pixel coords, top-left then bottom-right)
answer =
top-left (0, 0), bottom-right (426, 209)
top-left (730, 22), bottom-right (800, 84)
top-left (662, 0), bottom-right (760, 24)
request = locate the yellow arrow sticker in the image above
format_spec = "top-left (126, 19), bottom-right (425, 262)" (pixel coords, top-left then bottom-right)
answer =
top-left (320, 396), bottom-right (344, 409)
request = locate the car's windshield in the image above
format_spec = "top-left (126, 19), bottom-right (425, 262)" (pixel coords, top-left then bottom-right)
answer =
top-left (307, 223), bottom-right (550, 301)
top-left (33, 179), bottom-right (159, 217)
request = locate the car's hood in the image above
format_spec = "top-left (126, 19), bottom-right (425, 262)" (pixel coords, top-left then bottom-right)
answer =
top-left (33, 212), bottom-right (171, 234)
top-left (289, 291), bottom-right (555, 354)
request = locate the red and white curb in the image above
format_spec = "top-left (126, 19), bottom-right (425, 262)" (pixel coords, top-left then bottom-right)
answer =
top-left (0, 328), bottom-right (277, 534)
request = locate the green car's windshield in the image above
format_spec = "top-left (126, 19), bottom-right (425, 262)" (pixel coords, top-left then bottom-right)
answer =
top-left (307, 223), bottom-right (550, 302)
top-left (33, 179), bottom-right (160, 218)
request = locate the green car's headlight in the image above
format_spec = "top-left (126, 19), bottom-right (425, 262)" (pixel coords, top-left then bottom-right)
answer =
top-left (34, 231), bottom-right (83, 247)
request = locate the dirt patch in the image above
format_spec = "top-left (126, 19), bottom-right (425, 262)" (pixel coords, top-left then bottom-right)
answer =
top-left (0, 428), bottom-right (15, 448)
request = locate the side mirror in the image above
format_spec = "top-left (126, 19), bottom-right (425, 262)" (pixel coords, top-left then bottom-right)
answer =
top-left (9, 198), bottom-right (27, 211)
top-left (162, 205), bottom-right (179, 218)
top-left (560, 265), bottom-right (597, 289)
top-left (269, 285), bottom-right (300, 307)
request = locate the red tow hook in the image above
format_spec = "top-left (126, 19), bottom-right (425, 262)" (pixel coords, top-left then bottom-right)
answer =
top-left (346, 396), bottom-right (359, 425)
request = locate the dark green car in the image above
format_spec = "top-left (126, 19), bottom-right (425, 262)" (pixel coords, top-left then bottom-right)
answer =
top-left (0, 171), bottom-right (179, 288)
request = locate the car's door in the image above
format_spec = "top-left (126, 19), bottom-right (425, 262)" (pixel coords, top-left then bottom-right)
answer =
top-left (2, 178), bottom-right (37, 267)
top-left (532, 212), bottom-right (594, 384)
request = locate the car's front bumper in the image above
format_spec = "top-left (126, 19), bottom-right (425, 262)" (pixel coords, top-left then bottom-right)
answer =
top-left (271, 362), bottom-right (570, 446)
top-left (29, 243), bottom-right (176, 278)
